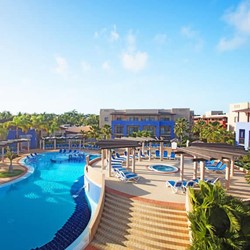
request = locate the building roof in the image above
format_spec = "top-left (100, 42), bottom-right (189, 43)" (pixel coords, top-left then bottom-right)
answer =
top-left (0, 139), bottom-right (30, 147)
top-left (110, 109), bottom-right (175, 116)
top-left (176, 142), bottom-right (247, 161)
top-left (233, 108), bottom-right (250, 113)
top-left (96, 139), bottom-right (142, 149)
top-left (65, 126), bottom-right (91, 134)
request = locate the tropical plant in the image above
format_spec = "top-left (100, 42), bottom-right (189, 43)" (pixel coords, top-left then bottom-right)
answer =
top-left (0, 123), bottom-right (8, 140)
top-left (189, 181), bottom-right (250, 250)
top-left (101, 124), bottom-right (112, 139)
top-left (174, 118), bottom-right (189, 144)
top-left (0, 111), bottom-right (13, 122)
top-left (5, 146), bottom-right (18, 173)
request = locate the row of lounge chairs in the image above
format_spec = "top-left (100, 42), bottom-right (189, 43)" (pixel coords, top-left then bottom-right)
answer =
top-left (114, 151), bottom-right (176, 160)
top-left (205, 161), bottom-right (227, 172)
top-left (166, 177), bottom-right (220, 194)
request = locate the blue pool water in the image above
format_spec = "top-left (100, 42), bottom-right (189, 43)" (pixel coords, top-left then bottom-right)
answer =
top-left (0, 152), bottom-right (94, 250)
top-left (148, 164), bottom-right (179, 173)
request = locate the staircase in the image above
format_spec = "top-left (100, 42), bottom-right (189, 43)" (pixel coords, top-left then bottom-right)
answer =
top-left (88, 188), bottom-right (190, 250)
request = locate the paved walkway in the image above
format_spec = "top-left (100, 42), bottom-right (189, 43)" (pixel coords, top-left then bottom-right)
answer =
top-left (91, 156), bottom-right (250, 203)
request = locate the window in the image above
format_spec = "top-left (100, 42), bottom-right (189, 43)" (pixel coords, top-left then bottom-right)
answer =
top-left (114, 125), bottom-right (124, 134)
top-left (160, 126), bottom-right (170, 136)
top-left (129, 116), bottom-right (139, 121)
top-left (239, 129), bottom-right (245, 144)
top-left (127, 126), bottom-right (140, 135)
top-left (116, 116), bottom-right (122, 121)
top-left (104, 117), bottom-right (109, 122)
top-left (142, 126), bottom-right (156, 136)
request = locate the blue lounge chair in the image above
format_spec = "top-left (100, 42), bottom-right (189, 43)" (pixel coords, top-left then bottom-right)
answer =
top-left (205, 161), bottom-right (223, 171)
top-left (205, 159), bottom-right (216, 167)
top-left (182, 180), bottom-right (196, 192)
top-left (155, 150), bottom-right (160, 159)
top-left (166, 180), bottom-right (184, 193)
top-left (163, 151), bottom-right (169, 159)
top-left (169, 152), bottom-right (176, 160)
top-left (116, 169), bottom-right (140, 182)
top-left (115, 152), bottom-right (126, 161)
top-left (206, 177), bottom-right (220, 185)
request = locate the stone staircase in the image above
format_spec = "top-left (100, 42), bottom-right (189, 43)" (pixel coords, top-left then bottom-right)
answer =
top-left (88, 189), bottom-right (190, 250)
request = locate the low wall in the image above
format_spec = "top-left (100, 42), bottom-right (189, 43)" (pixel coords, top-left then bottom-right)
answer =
top-left (66, 156), bottom-right (105, 250)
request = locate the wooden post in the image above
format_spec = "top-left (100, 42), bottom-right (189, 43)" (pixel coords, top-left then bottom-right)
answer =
top-left (101, 149), bottom-right (105, 170)
top-left (126, 147), bottom-right (130, 168)
top-left (148, 142), bottom-right (152, 161)
top-left (225, 160), bottom-right (231, 190)
top-left (132, 148), bottom-right (135, 173)
top-left (1, 147), bottom-right (4, 162)
top-left (193, 156), bottom-right (198, 179)
top-left (180, 154), bottom-right (184, 181)
top-left (230, 159), bottom-right (234, 177)
top-left (160, 142), bottom-right (163, 161)
top-left (108, 149), bottom-right (112, 177)
top-left (200, 161), bottom-right (205, 181)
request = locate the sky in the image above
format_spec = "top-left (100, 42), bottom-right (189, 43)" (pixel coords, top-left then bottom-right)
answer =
top-left (0, 0), bottom-right (250, 116)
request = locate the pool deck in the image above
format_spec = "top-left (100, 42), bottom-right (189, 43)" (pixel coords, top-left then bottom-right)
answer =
top-left (91, 156), bottom-right (250, 203)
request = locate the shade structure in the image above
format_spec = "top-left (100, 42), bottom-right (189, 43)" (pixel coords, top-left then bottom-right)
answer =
top-left (96, 139), bottom-right (141, 149)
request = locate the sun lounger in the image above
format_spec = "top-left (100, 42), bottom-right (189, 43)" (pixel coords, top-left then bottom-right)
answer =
top-left (166, 180), bottom-right (184, 193)
top-left (118, 171), bottom-right (140, 182)
top-left (182, 180), bottom-right (196, 192)
top-left (163, 151), bottom-right (169, 159)
top-left (169, 152), bottom-right (176, 160)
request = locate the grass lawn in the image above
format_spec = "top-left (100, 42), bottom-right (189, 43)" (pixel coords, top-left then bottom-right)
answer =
top-left (0, 169), bottom-right (24, 178)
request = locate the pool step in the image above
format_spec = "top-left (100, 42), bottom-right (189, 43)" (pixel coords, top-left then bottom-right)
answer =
top-left (88, 188), bottom-right (190, 250)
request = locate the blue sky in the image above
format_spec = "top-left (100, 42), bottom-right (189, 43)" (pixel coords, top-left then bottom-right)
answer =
top-left (0, 0), bottom-right (250, 115)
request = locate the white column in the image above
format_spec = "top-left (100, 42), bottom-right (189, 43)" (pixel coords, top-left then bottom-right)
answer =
top-left (1, 147), bottom-right (4, 162)
top-left (43, 139), bottom-right (45, 150)
top-left (225, 161), bottom-right (231, 190)
top-left (142, 142), bottom-right (145, 155)
top-left (39, 140), bottom-right (42, 149)
top-left (193, 156), bottom-right (198, 179)
top-left (148, 142), bottom-right (152, 161)
top-left (180, 154), bottom-right (184, 181)
top-left (27, 141), bottom-right (30, 152)
top-left (79, 140), bottom-right (81, 149)
top-left (54, 139), bottom-right (56, 150)
top-left (200, 161), bottom-right (205, 181)
top-left (138, 148), bottom-right (141, 162)
top-left (132, 148), bottom-right (136, 173)
top-left (230, 159), bottom-right (234, 177)
top-left (126, 147), bottom-right (130, 168)
top-left (68, 139), bottom-right (71, 149)
top-left (101, 149), bottom-right (105, 170)
top-left (160, 142), bottom-right (163, 161)
top-left (108, 149), bottom-right (112, 177)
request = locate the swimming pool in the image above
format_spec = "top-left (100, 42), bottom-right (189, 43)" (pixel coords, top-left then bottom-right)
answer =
top-left (0, 151), bottom-right (96, 250)
top-left (148, 164), bottom-right (179, 173)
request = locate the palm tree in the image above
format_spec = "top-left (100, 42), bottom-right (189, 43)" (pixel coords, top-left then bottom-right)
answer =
top-left (189, 181), bottom-right (250, 249)
top-left (174, 118), bottom-right (189, 144)
top-left (101, 124), bottom-right (112, 139)
top-left (5, 146), bottom-right (17, 173)
top-left (0, 123), bottom-right (8, 140)
top-left (192, 120), bottom-right (207, 141)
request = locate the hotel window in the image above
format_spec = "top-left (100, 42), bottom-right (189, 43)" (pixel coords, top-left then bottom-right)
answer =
top-left (142, 126), bottom-right (156, 136)
top-left (129, 116), bottom-right (139, 121)
top-left (116, 116), bottom-right (122, 121)
top-left (239, 129), bottom-right (245, 144)
top-left (114, 125), bottom-right (124, 134)
top-left (160, 126), bottom-right (170, 136)
top-left (104, 117), bottom-right (109, 122)
top-left (127, 126), bottom-right (140, 135)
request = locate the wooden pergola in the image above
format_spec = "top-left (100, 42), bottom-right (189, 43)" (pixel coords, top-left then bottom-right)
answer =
top-left (0, 139), bottom-right (31, 162)
top-left (175, 142), bottom-right (247, 189)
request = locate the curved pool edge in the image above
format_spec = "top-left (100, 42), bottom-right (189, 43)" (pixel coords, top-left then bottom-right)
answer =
top-left (66, 157), bottom-right (104, 250)
top-left (0, 157), bottom-right (35, 189)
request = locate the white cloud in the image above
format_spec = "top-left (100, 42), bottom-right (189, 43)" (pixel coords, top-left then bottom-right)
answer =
top-left (110, 25), bottom-right (119, 41)
top-left (180, 26), bottom-right (203, 51)
top-left (181, 26), bottom-right (196, 39)
top-left (81, 61), bottom-right (92, 72)
top-left (121, 51), bottom-right (148, 72)
top-left (102, 61), bottom-right (111, 71)
top-left (217, 36), bottom-right (246, 51)
top-left (224, 0), bottom-right (250, 34)
top-left (217, 1), bottom-right (250, 51)
top-left (154, 33), bottom-right (167, 45)
top-left (55, 56), bottom-right (68, 74)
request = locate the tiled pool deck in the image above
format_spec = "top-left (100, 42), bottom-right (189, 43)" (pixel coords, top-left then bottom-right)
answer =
top-left (91, 156), bottom-right (250, 203)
